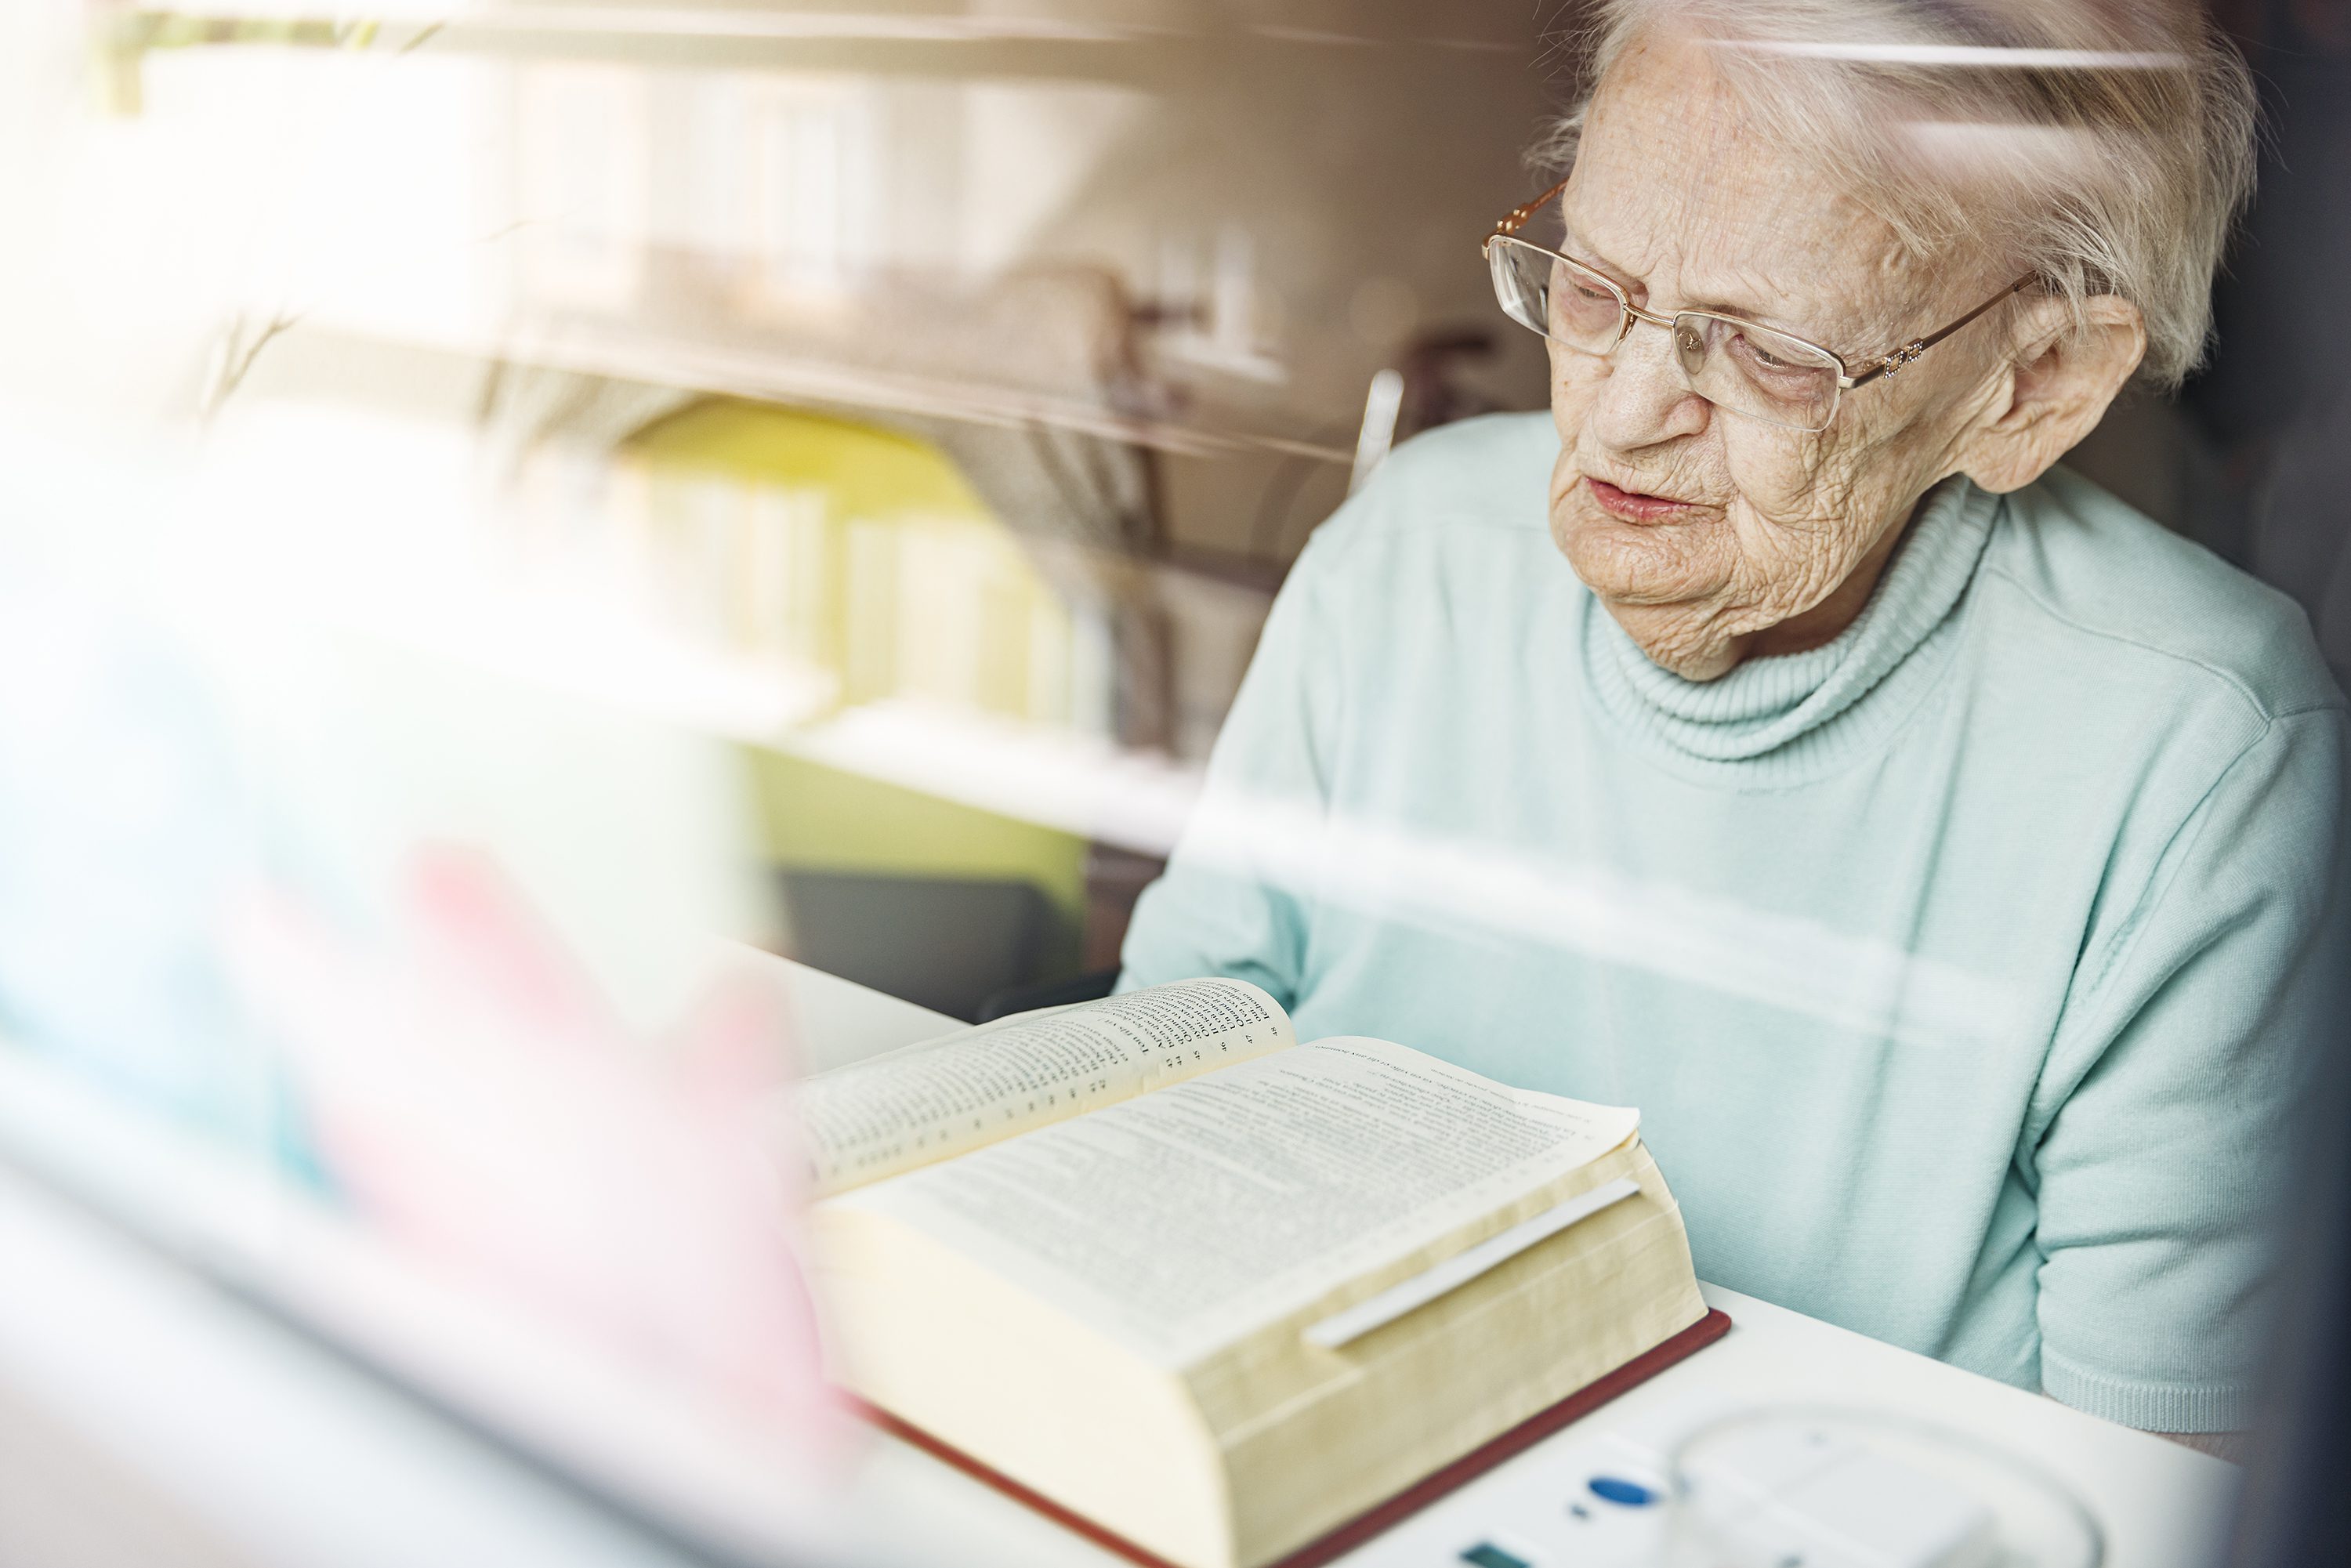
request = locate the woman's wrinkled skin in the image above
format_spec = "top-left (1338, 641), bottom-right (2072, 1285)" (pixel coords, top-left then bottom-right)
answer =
top-left (1548, 28), bottom-right (2147, 680)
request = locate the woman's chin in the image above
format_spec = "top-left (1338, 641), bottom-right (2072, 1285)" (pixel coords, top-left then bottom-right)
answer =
top-left (1551, 513), bottom-right (1726, 610)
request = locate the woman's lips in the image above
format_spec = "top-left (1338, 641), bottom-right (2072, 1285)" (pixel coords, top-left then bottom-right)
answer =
top-left (1585, 476), bottom-right (1707, 523)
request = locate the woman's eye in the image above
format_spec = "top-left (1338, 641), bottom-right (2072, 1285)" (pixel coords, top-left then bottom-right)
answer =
top-left (1734, 334), bottom-right (1804, 375)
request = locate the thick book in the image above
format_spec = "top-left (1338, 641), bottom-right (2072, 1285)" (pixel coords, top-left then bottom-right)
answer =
top-left (857, 1309), bottom-right (1731, 1568)
top-left (802, 978), bottom-right (1715, 1568)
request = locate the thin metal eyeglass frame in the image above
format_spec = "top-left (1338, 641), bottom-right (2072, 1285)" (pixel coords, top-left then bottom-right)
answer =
top-left (1483, 178), bottom-right (2033, 417)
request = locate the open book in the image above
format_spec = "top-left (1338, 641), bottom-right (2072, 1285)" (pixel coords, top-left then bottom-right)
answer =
top-left (803, 978), bottom-right (1711, 1568)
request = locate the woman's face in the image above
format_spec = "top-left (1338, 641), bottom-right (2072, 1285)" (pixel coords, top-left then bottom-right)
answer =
top-left (1547, 31), bottom-right (2010, 679)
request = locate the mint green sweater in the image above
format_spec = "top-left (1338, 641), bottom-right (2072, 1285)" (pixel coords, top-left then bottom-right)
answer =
top-left (1121, 412), bottom-right (2346, 1431)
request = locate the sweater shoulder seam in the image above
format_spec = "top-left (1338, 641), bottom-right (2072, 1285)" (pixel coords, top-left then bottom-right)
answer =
top-left (1976, 559), bottom-right (2339, 726)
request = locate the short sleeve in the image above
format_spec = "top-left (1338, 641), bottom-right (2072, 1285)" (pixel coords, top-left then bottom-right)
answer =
top-left (1116, 528), bottom-right (1353, 1006)
top-left (2032, 705), bottom-right (2349, 1432)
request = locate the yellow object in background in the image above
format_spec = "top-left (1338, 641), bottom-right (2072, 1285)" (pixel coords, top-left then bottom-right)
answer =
top-left (629, 399), bottom-right (984, 519)
top-left (622, 399), bottom-right (1092, 1014)
top-left (622, 398), bottom-right (1099, 726)
top-left (744, 750), bottom-right (1085, 947)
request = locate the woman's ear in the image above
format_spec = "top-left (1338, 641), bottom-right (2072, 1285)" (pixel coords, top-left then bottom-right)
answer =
top-left (1954, 294), bottom-right (2146, 494)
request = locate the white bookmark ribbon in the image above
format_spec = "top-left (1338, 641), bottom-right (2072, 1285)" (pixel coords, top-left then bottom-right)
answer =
top-left (1303, 1177), bottom-right (1643, 1351)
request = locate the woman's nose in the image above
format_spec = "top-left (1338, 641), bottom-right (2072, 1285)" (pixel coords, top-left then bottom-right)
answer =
top-left (1575, 320), bottom-right (1712, 451)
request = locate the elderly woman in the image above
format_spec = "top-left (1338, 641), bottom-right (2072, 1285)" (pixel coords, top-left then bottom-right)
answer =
top-left (1121, 0), bottom-right (2346, 1446)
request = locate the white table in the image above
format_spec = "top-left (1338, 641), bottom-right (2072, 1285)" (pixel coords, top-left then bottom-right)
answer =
top-left (0, 958), bottom-right (2238, 1568)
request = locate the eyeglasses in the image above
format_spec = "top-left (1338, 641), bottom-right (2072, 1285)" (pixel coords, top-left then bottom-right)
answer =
top-left (1483, 179), bottom-right (2033, 433)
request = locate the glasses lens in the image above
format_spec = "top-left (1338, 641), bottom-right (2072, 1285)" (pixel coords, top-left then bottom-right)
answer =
top-left (1673, 313), bottom-right (1841, 431)
top-left (1487, 239), bottom-right (1625, 352)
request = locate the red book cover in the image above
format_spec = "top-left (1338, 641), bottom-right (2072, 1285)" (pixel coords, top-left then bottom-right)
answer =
top-left (858, 1305), bottom-right (1733, 1568)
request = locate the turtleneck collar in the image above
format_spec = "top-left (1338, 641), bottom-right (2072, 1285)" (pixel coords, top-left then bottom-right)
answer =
top-left (1581, 476), bottom-right (1999, 783)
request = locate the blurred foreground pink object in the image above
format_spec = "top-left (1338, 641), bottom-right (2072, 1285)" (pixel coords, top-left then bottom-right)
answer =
top-left (222, 846), bottom-right (849, 1460)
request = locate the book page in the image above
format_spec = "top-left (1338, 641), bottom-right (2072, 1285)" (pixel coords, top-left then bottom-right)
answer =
top-left (832, 1037), bottom-right (1639, 1364)
top-left (800, 978), bottom-right (1294, 1194)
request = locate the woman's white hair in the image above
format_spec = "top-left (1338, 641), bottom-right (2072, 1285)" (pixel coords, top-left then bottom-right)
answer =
top-left (1535, 0), bottom-right (2258, 389)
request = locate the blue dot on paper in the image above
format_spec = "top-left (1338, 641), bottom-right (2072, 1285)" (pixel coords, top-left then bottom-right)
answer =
top-left (1588, 1476), bottom-right (1657, 1507)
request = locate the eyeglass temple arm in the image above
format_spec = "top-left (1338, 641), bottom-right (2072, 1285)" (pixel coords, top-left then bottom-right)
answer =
top-left (1491, 179), bottom-right (1570, 237)
top-left (1842, 274), bottom-right (2038, 388)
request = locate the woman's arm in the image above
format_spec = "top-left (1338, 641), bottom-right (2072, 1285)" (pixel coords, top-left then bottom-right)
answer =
top-left (1118, 524), bottom-right (1355, 1006)
top-left (2031, 705), bottom-right (2348, 1436)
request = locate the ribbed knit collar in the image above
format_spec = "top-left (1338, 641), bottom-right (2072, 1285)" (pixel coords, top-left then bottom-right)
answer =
top-left (1581, 476), bottom-right (1998, 783)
